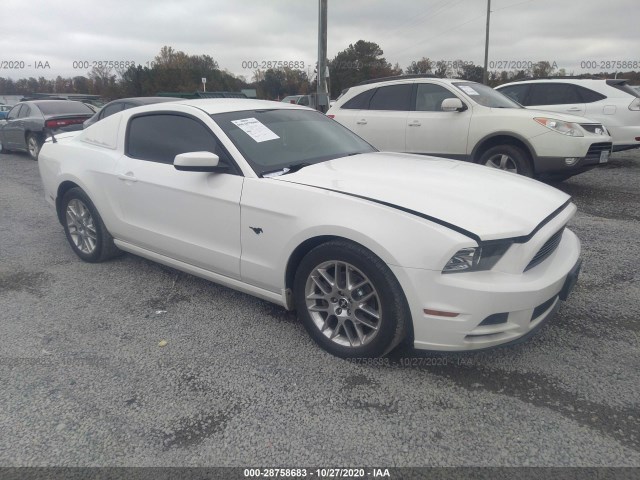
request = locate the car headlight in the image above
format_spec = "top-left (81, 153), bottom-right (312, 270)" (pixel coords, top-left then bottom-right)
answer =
top-left (534, 118), bottom-right (584, 137)
top-left (443, 243), bottom-right (512, 273)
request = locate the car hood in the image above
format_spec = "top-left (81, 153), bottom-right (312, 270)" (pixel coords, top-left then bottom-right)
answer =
top-left (274, 152), bottom-right (571, 241)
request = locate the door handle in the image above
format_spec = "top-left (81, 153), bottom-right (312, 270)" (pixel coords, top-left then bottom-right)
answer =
top-left (356, 119), bottom-right (367, 125)
top-left (117, 173), bottom-right (138, 182)
top-left (408, 121), bottom-right (422, 127)
top-left (566, 107), bottom-right (582, 112)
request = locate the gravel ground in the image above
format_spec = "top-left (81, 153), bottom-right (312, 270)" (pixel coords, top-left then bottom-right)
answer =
top-left (0, 150), bottom-right (638, 467)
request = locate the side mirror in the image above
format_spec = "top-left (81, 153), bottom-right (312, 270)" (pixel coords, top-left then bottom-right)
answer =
top-left (174, 151), bottom-right (228, 172)
top-left (441, 98), bottom-right (466, 112)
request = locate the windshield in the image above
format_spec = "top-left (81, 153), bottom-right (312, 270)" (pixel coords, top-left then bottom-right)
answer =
top-left (453, 82), bottom-right (521, 108)
top-left (212, 109), bottom-right (376, 176)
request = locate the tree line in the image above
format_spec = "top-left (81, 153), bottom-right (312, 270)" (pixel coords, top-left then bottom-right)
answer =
top-left (1, 42), bottom-right (638, 101)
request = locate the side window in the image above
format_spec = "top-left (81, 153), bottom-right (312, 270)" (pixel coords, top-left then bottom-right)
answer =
top-left (18, 105), bottom-right (32, 118)
top-left (127, 114), bottom-right (229, 165)
top-left (368, 84), bottom-right (413, 111)
top-left (341, 89), bottom-right (375, 109)
top-left (575, 85), bottom-right (606, 103)
top-left (415, 83), bottom-right (458, 111)
top-left (100, 102), bottom-right (125, 119)
top-left (7, 105), bottom-right (22, 120)
top-left (297, 96), bottom-right (310, 106)
top-left (528, 83), bottom-right (582, 105)
top-left (498, 84), bottom-right (530, 105)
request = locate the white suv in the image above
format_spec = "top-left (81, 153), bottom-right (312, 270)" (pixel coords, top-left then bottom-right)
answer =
top-left (496, 78), bottom-right (640, 151)
top-left (327, 75), bottom-right (613, 180)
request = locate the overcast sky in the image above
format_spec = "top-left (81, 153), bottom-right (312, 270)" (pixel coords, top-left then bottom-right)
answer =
top-left (1, 0), bottom-right (638, 81)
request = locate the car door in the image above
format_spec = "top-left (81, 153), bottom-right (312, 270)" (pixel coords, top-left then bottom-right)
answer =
top-left (349, 84), bottom-right (412, 151)
top-left (405, 83), bottom-right (472, 157)
top-left (1, 104), bottom-right (24, 149)
top-left (526, 83), bottom-right (586, 116)
top-left (114, 112), bottom-right (243, 279)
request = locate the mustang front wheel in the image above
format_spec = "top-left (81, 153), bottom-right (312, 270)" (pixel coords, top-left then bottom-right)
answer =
top-left (294, 240), bottom-right (409, 358)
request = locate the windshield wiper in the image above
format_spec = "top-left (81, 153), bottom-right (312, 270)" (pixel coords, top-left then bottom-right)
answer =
top-left (262, 163), bottom-right (311, 178)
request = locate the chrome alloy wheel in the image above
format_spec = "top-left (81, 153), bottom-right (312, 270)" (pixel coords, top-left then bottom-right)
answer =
top-left (66, 199), bottom-right (97, 254)
top-left (27, 136), bottom-right (40, 159)
top-left (484, 153), bottom-right (518, 173)
top-left (305, 260), bottom-right (382, 348)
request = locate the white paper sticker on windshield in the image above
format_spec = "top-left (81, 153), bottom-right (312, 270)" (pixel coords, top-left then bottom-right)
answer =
top-left (231, 117), bottom-right (280, 143)
top-left (459, 85), bottom-right (480, 96)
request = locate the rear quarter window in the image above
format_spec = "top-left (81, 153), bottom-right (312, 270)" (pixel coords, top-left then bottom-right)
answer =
top-left (341, 89), bottom-right (375, 109)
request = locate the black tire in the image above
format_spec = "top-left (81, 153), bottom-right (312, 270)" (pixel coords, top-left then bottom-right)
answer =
top-left (27, 133), bottom-right (43, 161)
top-left (479, 144), bottom-right (533, 177)
top-left (61, 187), bottom-right (122, 263)
top-left (294, 239), bottom-right (410, 358)
top-left (0, 138), bottom-right (9, 154)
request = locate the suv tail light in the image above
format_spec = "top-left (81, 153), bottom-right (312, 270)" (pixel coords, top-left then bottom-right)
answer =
top-left (629, 98), bottom-right (640, 111)
top-left (327, 114), bottom-right (335, 119)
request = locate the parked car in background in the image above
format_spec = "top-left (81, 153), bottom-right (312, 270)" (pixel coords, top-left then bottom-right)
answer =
top-left (496, 78), bottom-right (640, 151)
top-left (38, 99), bottom-right (581, 357)
top-left (327, 75), bottom-right (613, 180)
top-left (83, 97), bottom-right (182, 128)
top-left (0, 100), bottom-right (94, 160)
top-left (0, 104), bottom-right (12, 120)
top-left (281, 95), bottom-right (305, 104)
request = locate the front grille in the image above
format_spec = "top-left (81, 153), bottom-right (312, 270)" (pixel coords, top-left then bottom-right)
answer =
top-left (585, 142), bottom-right (613, 161)
top-left (580, 123), bottom-right (607, 135)
top-left (524, 228), bottom-right (564, 272)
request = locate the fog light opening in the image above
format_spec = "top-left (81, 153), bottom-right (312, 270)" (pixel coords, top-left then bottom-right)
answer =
top-left (424, 309), bottom-right (460, 318)
top-left (564, 157), bottom-right (578, 166)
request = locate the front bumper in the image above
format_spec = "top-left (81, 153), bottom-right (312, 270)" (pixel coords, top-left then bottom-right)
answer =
top-left (391, 227), bottom-right (581, 351)
top-left (535, 142), bottom-right (613, 176)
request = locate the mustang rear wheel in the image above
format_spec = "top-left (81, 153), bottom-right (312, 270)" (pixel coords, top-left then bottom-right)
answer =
top-left (479, 145), bottom-right (532, 177)
top-left (294, 240), bottom-right (409, 358)
top-left (61, 188), bottom-right (121, 263)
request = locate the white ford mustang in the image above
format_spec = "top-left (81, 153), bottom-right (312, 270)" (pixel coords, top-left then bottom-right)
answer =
top-left (38, 99), bottom-right (582, 358)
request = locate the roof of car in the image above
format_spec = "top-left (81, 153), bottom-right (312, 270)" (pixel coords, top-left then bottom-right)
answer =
top-left (28, 99), bottom-right (88, 105)
top-left (111, 96), bottom-right (183, 105)
top-left (158, 98), bottom-right (311, 115)
top-left (357, 74), bottom-right (440, 86)
top-left (501, 77), bottom-right (629, 85)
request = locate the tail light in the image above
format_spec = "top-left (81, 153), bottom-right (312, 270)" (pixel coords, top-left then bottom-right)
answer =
top-left (45, 118), bottom-right (86, 128)
top-left (327, 114), bottom-right (335, 119)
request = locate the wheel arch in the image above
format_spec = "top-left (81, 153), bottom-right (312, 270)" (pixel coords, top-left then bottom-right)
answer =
top-left (55, 180), bottom-right (83, 224)
top-left (284, 234), bottom-right (415, 347)
top-left (471, 132), bottom-right (537, 172)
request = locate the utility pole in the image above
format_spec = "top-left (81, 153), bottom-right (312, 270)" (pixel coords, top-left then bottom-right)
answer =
top-left (483, 0), bottom-right (491, 85)
top-left (317, 0), bottom-right (328, 112)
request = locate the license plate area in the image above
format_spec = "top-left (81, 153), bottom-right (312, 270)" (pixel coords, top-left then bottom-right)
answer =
top-left (599, 150), bottom-right (610, 163)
